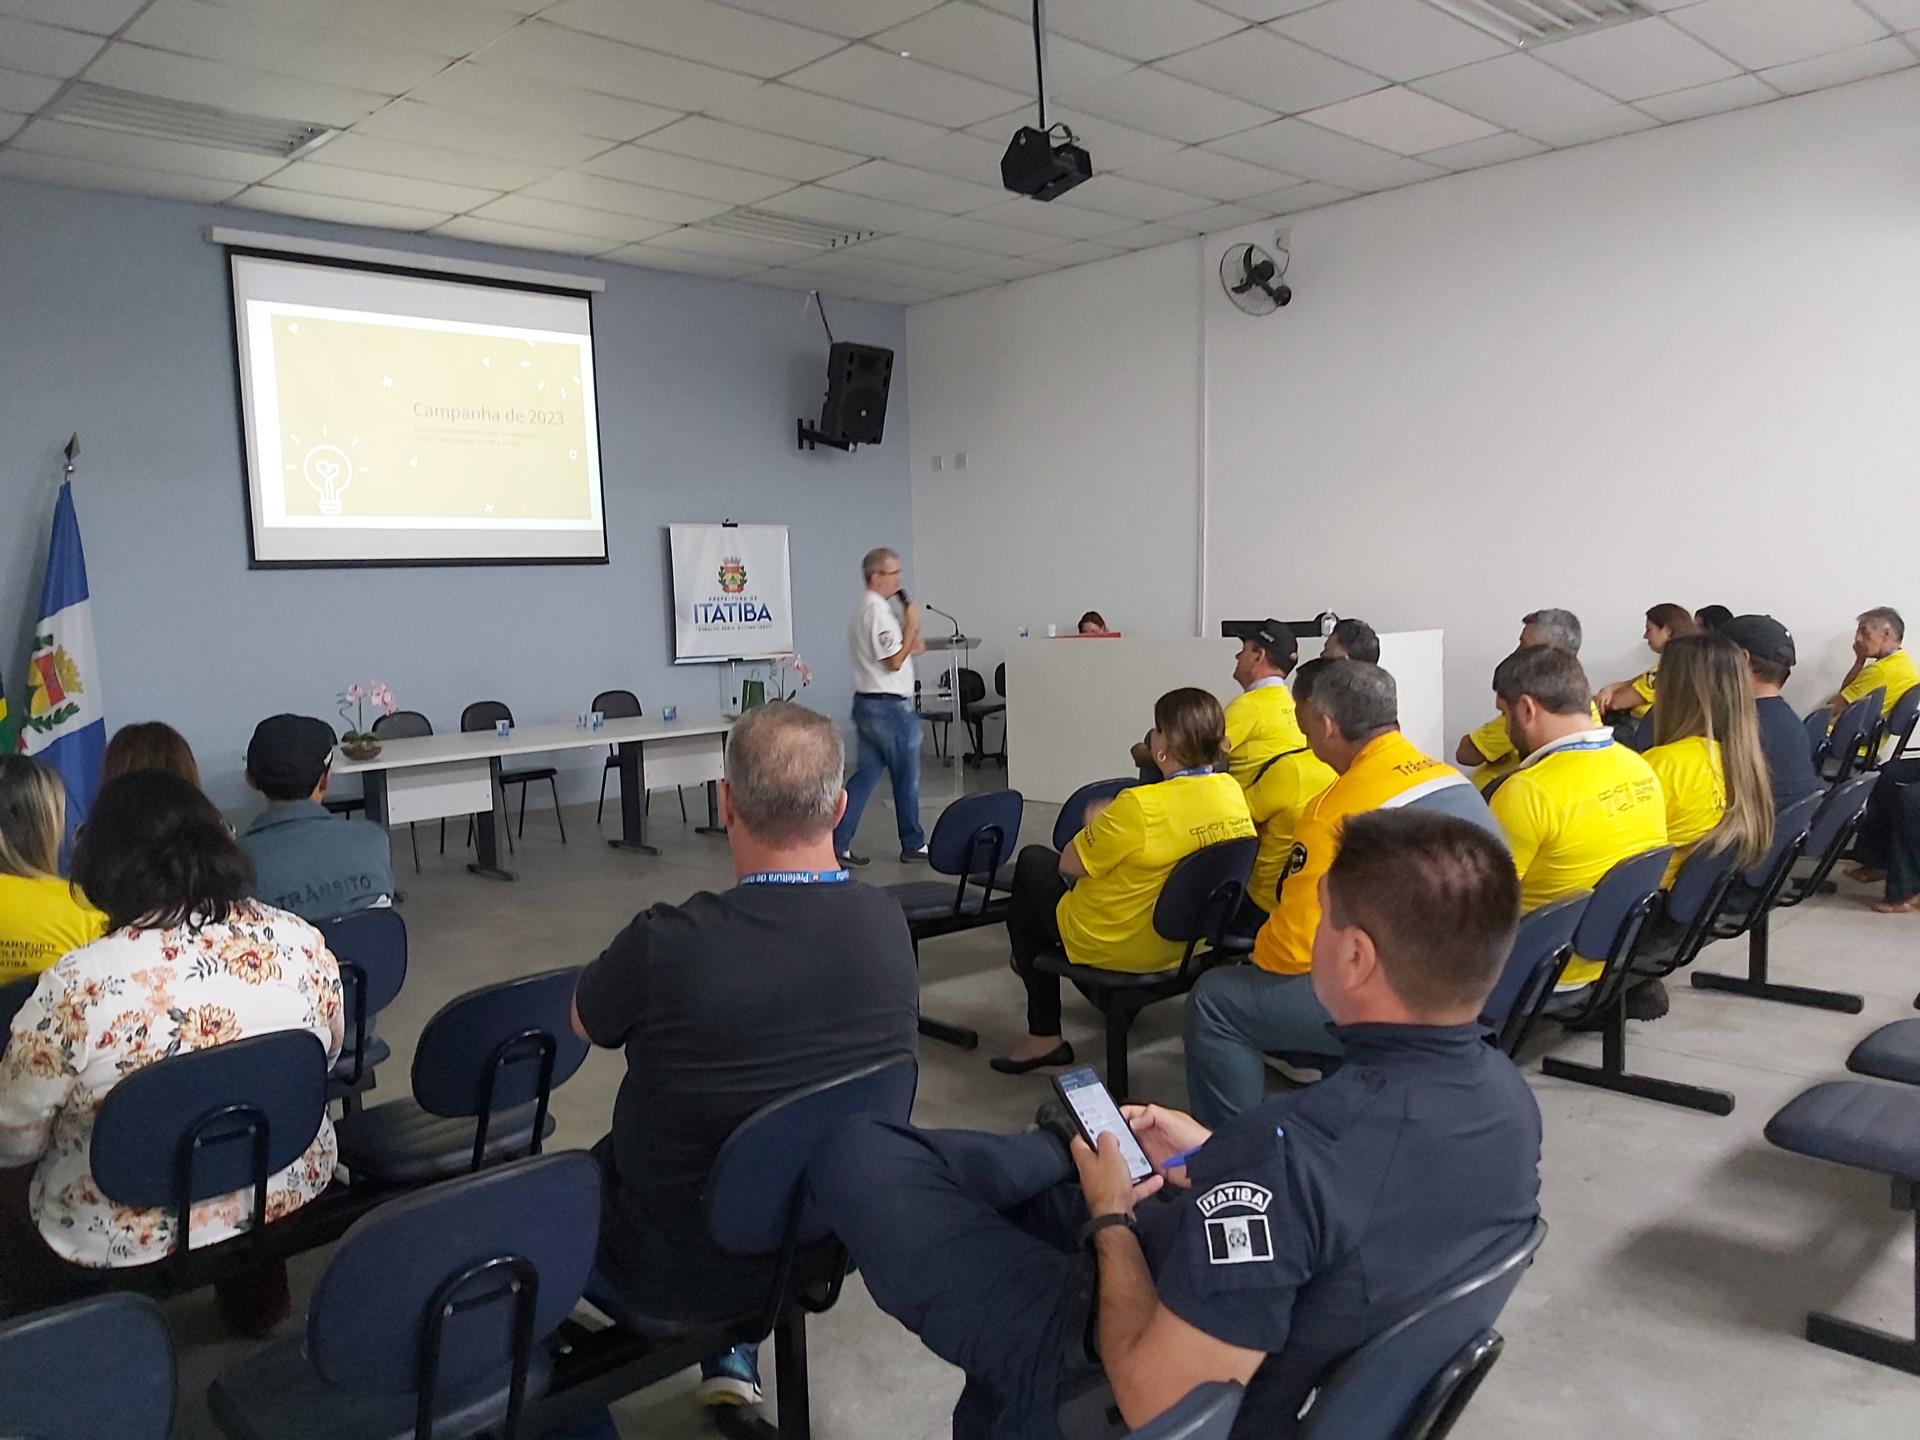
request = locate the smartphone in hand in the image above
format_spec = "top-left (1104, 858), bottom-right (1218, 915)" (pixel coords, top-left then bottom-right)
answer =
top-left (1053, 1066), bottom-right (1155, 1184)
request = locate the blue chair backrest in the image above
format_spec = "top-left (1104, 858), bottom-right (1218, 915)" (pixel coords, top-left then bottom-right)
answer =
top-left (92, 1029), bottom-right (328, 1213)
top-left (1570, 848), bottom-right (1673, 963)
top-left (412, 967), bottom-right (589, 1117)
top-left (1884, 684), bottom-right (1920, 754)
top-left (1749, 792), bottom-right (1822, 888)
top-left (1480, 894), bottom-right (1588, 1035)
top-left (1152, 837), bottom-right (1259, 945)
top-left (323, 908), bottom-right (409, 1027)
top-left (1663, 838), bottom-right (1744, 932)
top-left (710, 1056), bottom-right (917, 1257)
top-left (1298, 1220), bottom-right (1545, 1440)
top-left (928, 789), bottom-right (1024, 881)
top-left (1802, 708), bottom-right (1831, 766)
top-left (1829, 691), bottom-right (1883, 775)
top-left (1127, 1383), bottom-right (1243, 1440)
top-left (306, 1150), bottom-right (599, 1397)
top-left (1802, 774), bottom-right (1878, 871)
top-left (0, 1293), bottom-right (176, 1440)
top-left (1054, 778), bottom-right (1139, 851)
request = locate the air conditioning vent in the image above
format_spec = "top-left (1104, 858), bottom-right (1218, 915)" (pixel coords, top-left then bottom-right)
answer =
top-left (1421, 0), bottom-right (1650, 46)
top-left (47, 83), bottom-right (337, 158)
top-left (705, 209), bottom-right (879, 250)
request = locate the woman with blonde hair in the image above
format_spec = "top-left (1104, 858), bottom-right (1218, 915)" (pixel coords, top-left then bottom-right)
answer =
top-left (1643, 632), bottom-right (1775, 885)
top-left (0, 756), bottom-right (103, 983)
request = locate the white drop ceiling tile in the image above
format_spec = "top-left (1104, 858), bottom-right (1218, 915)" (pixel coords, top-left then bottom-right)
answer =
top-left (404, 62), bottom-right (683, 143)
top-left (302, 132), bottom-right (556, 192)
top-left (1410, 54), bottom-right (1618, 137)
top-left (762, 182), bottom-right (944, 233)
top-left (125, 0), bottom-right (450, 94)
top-left (1667, 0), bottom-right (1887, 70)
top-left (784, 46), bottom-right (1032, 127)
top-left (0, 64), bottom-right (57, 112)
top-left (966, 253), bottom-right (1057, 281)
top-left (521, 170), bottom-right (732, 224)
top-left (754, 266), bottom-right (834, 293)
top-left (711, 84), bottom-right (947, 158)
top-left (1156, 29), bottom-right (1385, 114)
top-left (965, 106), bottom-right (1187, 170)
top-left (790, 251), bottom-right (956, 292)
top-left (976, 0), bottom-right (1242, 61)
top-left (1271, 0), bottom-right (1508, 81)
top-left (1300, 87), bottom-right (1499, 155)
top-left (1634, 73), bottom-right (1778, 122)
top-left (1100, 220), bottom-right (1194, 250)
top-left (1118, 147), bottom-right (1301, 201)
top-left (641, 117), bottom-right (866, 182)
top-left (579, 145), bottom-right (797, 203)
top-left (541, 0), bottom-right (844, 78)
top-left (1253, 179), bottom-right (1354, 213)
top-left (14, 118), bottom-right (285, 182)
top-left (1059, 66), bottom-right (1278, 144)
top-left (1526, 103), bottom-right (1659, 147)
top-left (900, 213), bottom-right (1059, 254)
top-left (874, 5), bottom-right (1132, 94)
top-left (480, 22), bottom-right (765, 111)
top-left (472, 194), bottom-right (676, 243)
top-left (967, 196), bottom-right (1139, 239)
top-left (0, 15), bottom-right (101, 78)
top-left (84, 43), bottom-right (389, 128)
top-left (890, 129), bottom-right (1008, 186)
top-left (232, 186), bottom-right (452, 231)
top-left (1167, 201), bottom-right (1266, 231)
top-left (600, 245), bottom-right (763, 278)
top-left (1055, 173), bottom-right (1212, 221)
top-left (0, 148), bottom-right (243, 200)
top-left (712, 0), bottom-right (945, 40)
top-left (1762, 35), bottom-right (1917, 93)
top-left (1205, 117), bottom-right (1441, 190)
top-left (355, 102), bottom-right (614, 169)
top-left (646, 226), bottom-right (824, 263)
top-left (820, 159), bottom-right (1007, 213)
top-left (1534, 16), bottom-right (1742, 101)
top-left (0, 0), bottom-right (142, 33)
top-left (1202, 0), bottom-right (1329, 18)
top-left (1861, 0), bottom-right (1920, 27)
top-left (432, 216), bottom-right (618, 255)
top-left (1027, 239), bottom-right (1128, 266)
top-left (849, 234), bottom-right (1005, 270)
top-left (1419, 129), bottom-right (1547, 171)
top-left (195, 0), bottom-right (525, 54)
top-left (256, 161), bottom-right (501, 214)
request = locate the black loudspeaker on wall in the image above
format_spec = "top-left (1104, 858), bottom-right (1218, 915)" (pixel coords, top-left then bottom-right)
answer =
top-left (818, 341), bottom-right (893, 446)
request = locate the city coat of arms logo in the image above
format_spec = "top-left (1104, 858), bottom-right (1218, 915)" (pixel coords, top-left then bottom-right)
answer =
top-left (718, 557), bottom-right (748, 594)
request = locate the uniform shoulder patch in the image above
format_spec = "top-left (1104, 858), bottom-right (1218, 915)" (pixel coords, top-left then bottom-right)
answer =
top-left (1196, 1182), bottom-right (1273, 1266)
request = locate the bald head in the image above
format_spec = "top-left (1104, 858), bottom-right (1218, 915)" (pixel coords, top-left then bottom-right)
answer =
top-left (724, 702), bottom-right (846, 846)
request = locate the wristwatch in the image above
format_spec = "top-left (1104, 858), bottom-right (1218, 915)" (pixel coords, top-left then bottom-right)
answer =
top-left (1079, 1211), bottom-right (1140, 1249)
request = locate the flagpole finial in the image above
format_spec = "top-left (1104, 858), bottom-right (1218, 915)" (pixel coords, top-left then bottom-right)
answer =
top-left (62, 434), bottom-right (79, 476)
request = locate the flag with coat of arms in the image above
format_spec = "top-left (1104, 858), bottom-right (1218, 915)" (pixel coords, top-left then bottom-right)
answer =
top-left (22, 479), bottom-right (105, 841)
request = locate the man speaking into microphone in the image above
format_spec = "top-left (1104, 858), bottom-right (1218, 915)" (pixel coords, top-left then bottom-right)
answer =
top-left (833, 546), bottom-right (929, 866)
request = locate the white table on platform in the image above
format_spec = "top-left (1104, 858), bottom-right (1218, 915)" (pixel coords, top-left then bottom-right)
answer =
top-left (333, 715), bottom-right (732, 880)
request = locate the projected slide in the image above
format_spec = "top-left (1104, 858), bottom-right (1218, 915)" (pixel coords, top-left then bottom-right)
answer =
top-left (231, 253), bottom-right (607, 565)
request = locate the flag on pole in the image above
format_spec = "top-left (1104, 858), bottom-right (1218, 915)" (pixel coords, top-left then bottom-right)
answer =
top-left (22, 479), bottom-right (105, 841)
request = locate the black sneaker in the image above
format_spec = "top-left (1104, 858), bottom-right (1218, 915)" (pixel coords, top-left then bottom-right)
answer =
top-left (837, 850), bottom-right (870, 868)
top-left (900, 846), bottom-right (929, 863)
top-left (1625, 978), bottom-right (1670, 1021)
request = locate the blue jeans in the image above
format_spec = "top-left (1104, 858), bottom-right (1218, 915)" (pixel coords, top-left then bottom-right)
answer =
top-left (1183, 966), bottom-right (1341, 1128)
top-left (833, 694), bottom-right (925, 855)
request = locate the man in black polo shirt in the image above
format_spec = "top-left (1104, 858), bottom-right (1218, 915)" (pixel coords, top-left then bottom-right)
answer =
top-left (572, 701), bottom-right (918, 1408)
top-left (813, 810), bottom-right (1540, 1440)
top-left (1725, 614), bottom-right (1821, 808)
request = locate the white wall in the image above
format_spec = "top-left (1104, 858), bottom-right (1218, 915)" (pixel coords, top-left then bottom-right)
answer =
top-left (911, 69), bottom-right (1920, 744)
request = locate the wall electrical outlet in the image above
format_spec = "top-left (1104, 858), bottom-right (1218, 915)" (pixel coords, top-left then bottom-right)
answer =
top-left (931, 454), bottom-right (943, 471)
top-left (954, 451), bottom-right (967, 470)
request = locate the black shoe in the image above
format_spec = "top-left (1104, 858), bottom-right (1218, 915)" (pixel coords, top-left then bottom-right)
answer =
top-left (1031, 1099), bottom-right (1079, 1153)
top-left (989, 1042), bottom-right (1075, 1074)
top-left (837, 851), bottom-right (870, 868)
top-left (1625, 978), bottom-right (1670, 1021)
top-left (900, 846), bottom-right (929, 864)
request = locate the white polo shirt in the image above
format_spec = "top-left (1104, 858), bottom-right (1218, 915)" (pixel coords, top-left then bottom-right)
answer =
top-left (850, 589), bottom-right (914, 697)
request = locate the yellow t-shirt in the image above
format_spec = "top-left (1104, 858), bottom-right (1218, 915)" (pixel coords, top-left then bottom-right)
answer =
top-left (1643, 735), bottom-right (1727, 886)
top-left (1843, 649), bottom-right (1920, 718)
top-left (1243, 748), bottom-right (1337, 916)
top-left (1627, 668), bottom-right (1658, 718)
top-left (1222, 683), bottom-right (1308, 787)
top-left (1058, 772), bottom-right (1254, 974)
top-left (0, 873), bottom-right (107, 984)
top-left (1488, 734), bottom-right (1667, 987)
top-left (1465, 703), bottom-right (1606, 789)
top-left (1251, 731), bottom-right (1476, 977)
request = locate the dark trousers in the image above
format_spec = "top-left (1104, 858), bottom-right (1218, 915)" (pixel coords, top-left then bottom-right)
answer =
top-left (811, 1120), bottom-right (1095, 1440)
top-left (1853, 758), bottom-right (1920, 902)
top-left (1007, 845), bottom-right (1071, 1036)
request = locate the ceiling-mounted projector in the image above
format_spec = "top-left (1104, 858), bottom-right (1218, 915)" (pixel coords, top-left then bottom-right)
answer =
top-left (1001, 125), bottom-right (1091, 201)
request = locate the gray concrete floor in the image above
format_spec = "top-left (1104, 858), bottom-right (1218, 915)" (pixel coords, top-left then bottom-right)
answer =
top-left (166, 764), bottom-right (1920, 1438)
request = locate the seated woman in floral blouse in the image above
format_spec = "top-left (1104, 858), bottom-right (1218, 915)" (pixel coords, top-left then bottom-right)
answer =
top-left (0, 770), bottom-right (342, 1329)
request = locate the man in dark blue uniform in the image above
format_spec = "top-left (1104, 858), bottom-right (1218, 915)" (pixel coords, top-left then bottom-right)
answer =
top-left (812, 810), bottom-right (1542, 1440)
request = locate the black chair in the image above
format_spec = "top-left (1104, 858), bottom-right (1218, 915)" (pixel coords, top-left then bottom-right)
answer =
top-left (335, 969), bottom-right (588, 1185)
top-left (1479, 894), bottom-right (1589, 1059)
top-left (371, 709), bottom-right (443, 871)
top-left (953, 667), bottom-right (989, 763)
top-left (592, 688), bottom-right (687, 826)
top-left (323, 909), bottom-right (409, 1112)
top-left (1034, 836), bottom-right (1258, 1102)
top-left (916, 678), bottom-right (955, 764)
top-left (884, 790), bottom-right (1025, 1051)
top-left (1822, 689), bottom-right (1885, 783)
top-left (461, 701), bottom-right (566, 845)
top-left (965, 664), bottom-right (1007, 767)
top-left (1870, 684), bottom-right (1920, 771)
top-left (0, 1292), bottom-right (176, 1440)
top-left (209, 1151), bottom-right (600, 1440)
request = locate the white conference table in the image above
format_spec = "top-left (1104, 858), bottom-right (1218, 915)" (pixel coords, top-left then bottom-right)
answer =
top-left (333, 715), bottom-right (732, 881)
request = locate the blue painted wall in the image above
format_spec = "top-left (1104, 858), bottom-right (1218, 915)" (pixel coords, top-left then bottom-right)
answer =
top-left (0, 177), bottom-right (911, 815)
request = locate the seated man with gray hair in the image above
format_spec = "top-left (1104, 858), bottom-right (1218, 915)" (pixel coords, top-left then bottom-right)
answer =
top-left (1454, 608), bottom-right (1587, 785)
top-left (571, 701), bottom-right (919, 1410)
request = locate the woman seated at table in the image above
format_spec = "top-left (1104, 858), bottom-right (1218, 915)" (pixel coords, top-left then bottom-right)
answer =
top-left (993, 687), bottom-right (1254, 1073)
top-left (0, 771), bottom-right (342, 1330)
top-left (0, 756), bottom-right (104, 987)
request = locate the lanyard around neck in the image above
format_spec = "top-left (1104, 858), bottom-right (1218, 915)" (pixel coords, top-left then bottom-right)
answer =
top-left (740, 869), bottom-right (852, 885)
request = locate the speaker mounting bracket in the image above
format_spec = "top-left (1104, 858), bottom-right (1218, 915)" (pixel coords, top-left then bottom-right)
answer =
top-left (797, 420), bottom-right (857, 453)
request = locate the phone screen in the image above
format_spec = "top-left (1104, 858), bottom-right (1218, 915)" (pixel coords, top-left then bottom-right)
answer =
top-left (1055, 1066), bottom-right (1155, 1184)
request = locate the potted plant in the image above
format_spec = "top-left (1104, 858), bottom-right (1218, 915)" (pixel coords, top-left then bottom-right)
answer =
top-left (339, 681), bottom-right (396, 760)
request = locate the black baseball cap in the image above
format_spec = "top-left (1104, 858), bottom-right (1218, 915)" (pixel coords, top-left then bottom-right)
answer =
top-left (246, 714), bottom-right (336, 798)
top-left (1250, 618), bottom-right (1299, 671)
top-left (1724, 614), bottom-right (1795, 670)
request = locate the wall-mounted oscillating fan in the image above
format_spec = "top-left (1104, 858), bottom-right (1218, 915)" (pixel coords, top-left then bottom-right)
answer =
top-left (1219, 243), bottom-right (1291, 315)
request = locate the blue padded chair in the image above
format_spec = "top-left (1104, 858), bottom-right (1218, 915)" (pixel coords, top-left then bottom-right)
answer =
top-left (209, 1150), bottom-right (600, 1440)
top-left (1034, 836), bottom-right (1257, 1102)
top-left (324, 909), bottom-right (409, 1111)
top-left (1870, 684), bottom-right (1920, 771)
top-left (1296, 1219), bottom-right (1546, 1439)
top-left (335, 968), bottom-right (588, 1185)
top-left (0, 1292), bottom-right (176, 1440)
top-left (1053, 778), bottom-right (1141, 852)
top-left (1479, 894), bottom-right (1588, 1059)
top-left (1823, 689), bottom-right (1885, 783)
top-left (1536, 847), bottom-right (1668, 1066)
top-left (1779, 773), bottom-right (1879, 910)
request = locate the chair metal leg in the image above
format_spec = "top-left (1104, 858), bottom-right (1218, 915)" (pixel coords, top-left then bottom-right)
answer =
top-left (1690, 913), bottom-right (1863, 1013)
top-left (678, 786), bottom-right (688, 823)
top-left (551, 776), bottom-right (568, 844)
top-left (1103, 1005), bottom-right (1137, 1104)
top-left (409, 822), bottom-right (420, 876)
top-left (597, 767), bottom-right (610, 825)
top-left (918, 1015), bottom-right (980, 1049)
top-left (711, 1309), bottom-right (808, 1440)
top-left (439, 818), bottom-right (446, 855)
top-left (1803, 1207), bottom-right (1920, 1373)
top-left (1541, 994), bottom-right (1734, 1116)
top-left (518, 781), bottom-right (529, 838)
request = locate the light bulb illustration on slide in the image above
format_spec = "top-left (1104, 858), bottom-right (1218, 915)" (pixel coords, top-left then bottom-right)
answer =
top-left (302, 442), bottom-right (354, 515)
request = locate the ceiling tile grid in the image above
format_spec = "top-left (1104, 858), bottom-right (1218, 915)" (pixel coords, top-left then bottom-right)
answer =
top-left (0, 0), bottom-right (1913, 301)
